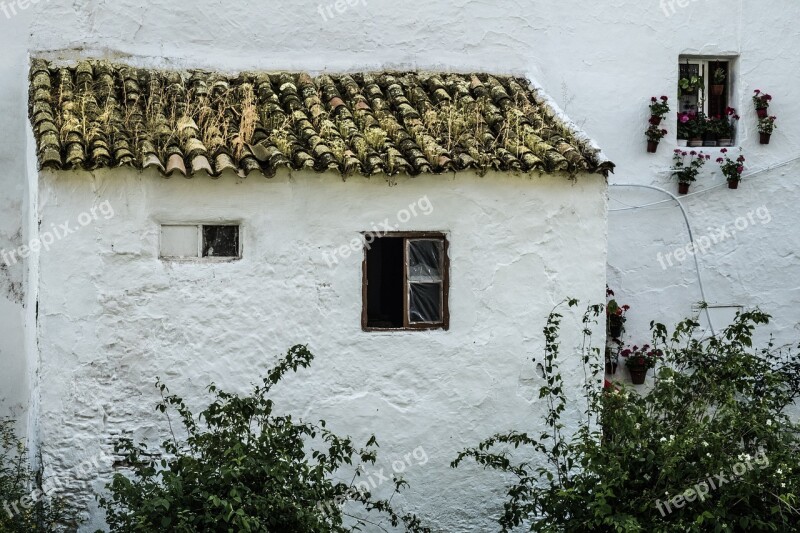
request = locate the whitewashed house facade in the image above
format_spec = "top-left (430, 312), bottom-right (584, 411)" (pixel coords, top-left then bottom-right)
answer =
top-left (2, 0), bottom-right (800, 530)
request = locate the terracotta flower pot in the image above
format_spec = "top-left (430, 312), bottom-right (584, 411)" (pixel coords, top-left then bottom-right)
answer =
top-left (760, 133), bottom-right (771, 145)
top-left (647, 140), bottom-right (659, 153)
top-left (728, 179), bottom-right (739, 189)
top-left (650, 116), bottom-right (662, 126)
top-left (629, 367), bottom-right (648, 385)
top-left (711, 84), bottom-right (725, 96)
top-left (757, 108), bottom-right (768, 119)
top-left (678, 182), bottom-right (690, 195)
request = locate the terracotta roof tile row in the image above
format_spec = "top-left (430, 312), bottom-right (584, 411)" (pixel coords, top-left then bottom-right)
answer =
top-left (29, 59), bottom-right (613, 179)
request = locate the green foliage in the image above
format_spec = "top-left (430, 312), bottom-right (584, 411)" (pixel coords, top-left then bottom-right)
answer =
top-left (98, 345), bottom-right (429, 533)
top-left (453, 302), bottom-right (800, 532)
top-left (0, 419), bottom-right (79, 532)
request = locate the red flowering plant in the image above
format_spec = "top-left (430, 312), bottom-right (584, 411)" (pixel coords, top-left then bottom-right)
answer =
top-left (671, 149), bottom-right (710, 184)
top-left (719, 107), bottom-right (740, 139)
top-left (645, 125), bottom-right (668, 142)
top-left (717, 149), bottom-right (745, 182)
top-left (606, 287), bottom-right (630, 338)
top-left (758, 116), bottom-right (777, 135)
top-left (620, 344), bottom-right (663, 370)
top-left (649, 96), bottom-right (670, 119)
top-left (753, 89), bottom-right (773, 110)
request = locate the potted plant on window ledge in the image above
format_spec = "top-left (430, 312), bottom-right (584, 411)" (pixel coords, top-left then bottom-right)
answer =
top-left (678, 75), bottom-right (703, 97)
top-left (685, 113), bottom-right (705, 147)
top-left (620, 344), bottom-right (663, 385)
top-left (717, 148), bottom-right (745, 189)
top-left (717, 107), bottom-right (740, 147)
top-left (671, 149), bottom-right (709, 195)
top-left (711, 67), bottom-right (726, 96)
top-left (758, 115), bottom-right (777, 144)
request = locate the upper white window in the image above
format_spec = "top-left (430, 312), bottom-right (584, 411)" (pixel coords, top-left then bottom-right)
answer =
top-left (160, 224), bottom-right (240, 260)
top-left (677, 57), bottom-right (738, 143)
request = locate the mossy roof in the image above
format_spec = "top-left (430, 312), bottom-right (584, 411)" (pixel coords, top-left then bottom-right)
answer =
top-left (29, 59), bottom-right (613, 179)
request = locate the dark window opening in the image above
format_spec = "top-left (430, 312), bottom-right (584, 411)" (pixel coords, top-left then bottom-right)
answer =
top-left (202, 225), bottom-right (240, 258)
top-left (366, 237), bottom-right (405, 328)
top-left (362, 233), bottom-right (449, 331)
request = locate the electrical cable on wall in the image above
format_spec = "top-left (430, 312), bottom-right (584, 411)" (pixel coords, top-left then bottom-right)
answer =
top-left (609, 183), bottom-right (716, 336)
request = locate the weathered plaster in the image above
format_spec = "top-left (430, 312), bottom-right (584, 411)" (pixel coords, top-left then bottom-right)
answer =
top-left (37, 169), bottom-right (607, 530)
top-left (0, 0), bottom-right (797, 528)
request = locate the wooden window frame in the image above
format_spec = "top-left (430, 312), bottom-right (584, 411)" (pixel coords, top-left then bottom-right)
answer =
top-left (361, 231), bottom-right (450, 332)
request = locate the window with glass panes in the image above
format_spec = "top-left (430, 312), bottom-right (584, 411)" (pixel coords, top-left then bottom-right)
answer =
top-left (362, 233), bottom-right (449, 331)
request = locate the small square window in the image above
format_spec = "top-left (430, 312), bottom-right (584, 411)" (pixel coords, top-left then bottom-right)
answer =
top-left (362, 233), bottom-right (449, 331)
top-left (677, 57), bottom-right (738, 145)
top-left (160, 224), bottom-right (240, 260)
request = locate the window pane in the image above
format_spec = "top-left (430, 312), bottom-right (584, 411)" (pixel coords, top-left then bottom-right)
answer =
top-left (409, 282), bottom-right (442, 324)
top-left (202, 225), bottom-right (239, 257)
top-left (408, 239), bottom-right (442, 282)
top-left (161, 225), bottom-right (199, 258)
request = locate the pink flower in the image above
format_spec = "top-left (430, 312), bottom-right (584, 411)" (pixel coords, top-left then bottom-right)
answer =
top-left (690, 150), bottom-right (697, 155)
top-left (720, 148), bottom-right (728, 153)
top-left (734, 115), bottom-right (740, 120)
top-left (681, 151), bottom-right (688, 156)
top-left (737, 165), bottom-right (744, 173)
top-left (651, 96), bottom-right (657, 102)
top-left (716, 158), bottom-right (724, 163)
top-left (679, 114), bottom-right (690, 123)
top-left (661, 95), bottom-right (668, 101)
top-left (754, 89), bottom-right (761, 94)
top-left (674, 148), bottom-right (682, 154)
top-left (706, 155), bottom-right (711, 160)
top-left (738, 156), bottom-right (745, 162)
top-left (661, 129), bottom-right (668, 134)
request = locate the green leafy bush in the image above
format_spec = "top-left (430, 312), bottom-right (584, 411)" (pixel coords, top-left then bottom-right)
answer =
top-left (0, 418), bottom-right (78, 532)
top-left (98, 345), bottom-right (429, 533)
top-left (453, 301), bottom-right (800, 532)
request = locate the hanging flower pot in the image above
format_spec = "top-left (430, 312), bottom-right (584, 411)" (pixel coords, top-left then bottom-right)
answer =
top-left (688, 138), bottom-right (703, 147)
top-left (629, 367), bottom-right (648, 385)
top-left (757, 108), bottom-right (768, 119)
top-left (678, 182), bottom-right (690, 195)
top-left (650, 116), bottom-right (662, 126)
top-left (760, 133), bottom-right (771, 144)
top-left (728, 179), bottom-right (739, 190)
top-left (711, 84), bottom-right (725, 96)
top-left (647, 140), bottom-right (659, 153)
top-left (608, 316), bottom-right (624, 338)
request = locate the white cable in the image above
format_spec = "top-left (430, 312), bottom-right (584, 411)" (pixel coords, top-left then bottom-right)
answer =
top-left (608, 183), bottom-right (716, 336)
top-left (609, 155), bottom-right (800, 213)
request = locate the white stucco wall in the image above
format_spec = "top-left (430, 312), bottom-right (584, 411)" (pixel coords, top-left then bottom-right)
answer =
top-left (0, 0), bottom-right (797, 528)
top-left (36, 169), bottom-right (607, 531)
top-left (20, 0), bottom-right (800, 359)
